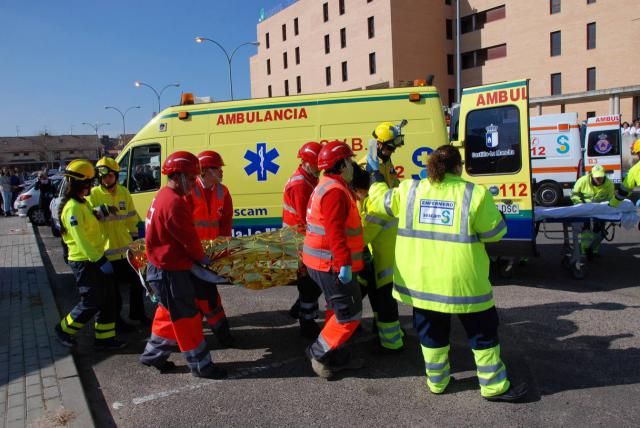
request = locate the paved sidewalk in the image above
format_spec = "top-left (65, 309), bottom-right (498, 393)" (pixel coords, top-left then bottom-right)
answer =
top-left (0, 216), bottom-right (93, 428)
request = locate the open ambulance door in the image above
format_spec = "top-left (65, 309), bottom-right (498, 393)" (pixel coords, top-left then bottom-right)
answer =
top-left (452, 80), bottom-right (535, 257)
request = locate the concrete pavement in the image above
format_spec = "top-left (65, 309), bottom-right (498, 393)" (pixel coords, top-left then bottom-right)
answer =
top-left (0, 216), bottom-right (93, 428)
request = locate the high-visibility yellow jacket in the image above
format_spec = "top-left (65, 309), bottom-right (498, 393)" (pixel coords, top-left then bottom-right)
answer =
top-left (61, 198), bottom-right (106, 262)
top-left (570, 174), bottom-right (614, 204)
top-left (368, 173), bottom-right (507, 314)
top-left (358, 153), bottom-right (400, 286)
top-left (611, 160), bottom-right (640, 207)
top-left (89, 184), bottom-right (140, 261)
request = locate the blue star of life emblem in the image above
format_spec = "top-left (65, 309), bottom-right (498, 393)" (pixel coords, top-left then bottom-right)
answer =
top-left (244, 142), bottom-right (280, 181)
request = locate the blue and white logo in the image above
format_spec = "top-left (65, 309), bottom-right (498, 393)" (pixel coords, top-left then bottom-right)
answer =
top-left (485, 124), bottom-right (499, 149)
top-left (489, 186), bottom-right (499, 196)
top-left (244, 142), bottom-right (280, 181)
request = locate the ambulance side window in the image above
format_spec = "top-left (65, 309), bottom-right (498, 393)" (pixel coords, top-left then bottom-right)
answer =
top-left (129, 145), bottom-right (161, 193)
top-left (464, 105), bottom-right (522, 175)
top-left (587, 130), bottom-right (620, 157)
top-left (117, 151), bottom-right (130, 186)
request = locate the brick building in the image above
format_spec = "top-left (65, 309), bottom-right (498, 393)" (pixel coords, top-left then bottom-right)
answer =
top-left (250, 0), bottom-right (640, 121)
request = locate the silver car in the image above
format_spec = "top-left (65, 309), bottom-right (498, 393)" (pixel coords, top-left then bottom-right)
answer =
top-left (14, 175), bottom-right (63, 225)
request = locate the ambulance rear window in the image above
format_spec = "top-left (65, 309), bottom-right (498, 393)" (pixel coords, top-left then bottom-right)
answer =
top-left (464, 105), bottom-right (521, 175)
top-left (587, 130), bottom-right (620, 157)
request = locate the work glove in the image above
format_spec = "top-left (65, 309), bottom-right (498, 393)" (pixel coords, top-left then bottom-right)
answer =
top-left (199, 256), bottom-right (212, 266)
top-left (338, 265), bottom-right (352, 284)
top-left (366, 139), bottom-right (380, 172)
top-left (97, 257), bottom-right (114, 275)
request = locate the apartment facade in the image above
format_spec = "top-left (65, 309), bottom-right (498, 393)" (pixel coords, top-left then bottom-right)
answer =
top-left (0, 135), bottom-right (104, 170)
top-left (250, 0), bottom-right (640, 121)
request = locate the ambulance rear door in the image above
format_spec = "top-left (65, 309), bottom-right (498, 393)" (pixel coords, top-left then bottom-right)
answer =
top-left (584, 115), bottom-right (622, 184)
top-left (453, 79), bottom-right (534, 257)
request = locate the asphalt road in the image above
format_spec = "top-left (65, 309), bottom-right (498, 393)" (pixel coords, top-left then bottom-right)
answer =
top-left (35, 223), bottom-right (640, 427)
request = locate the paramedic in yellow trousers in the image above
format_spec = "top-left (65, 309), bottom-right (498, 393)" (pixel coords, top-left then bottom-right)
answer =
top-left (570, 164), bottom-right (615, 257)
top-left (90, 157), bottom-right (149, 330)
top-left (357, 121), bottom-right (407, 351)
top-left (367, 145), bottom-right (527, 402)
top-left (54, 160), bottom-right (126, 350)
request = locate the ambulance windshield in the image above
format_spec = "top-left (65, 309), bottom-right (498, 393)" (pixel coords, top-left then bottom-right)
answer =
top-left (464, 105), bottom-right (522, 175)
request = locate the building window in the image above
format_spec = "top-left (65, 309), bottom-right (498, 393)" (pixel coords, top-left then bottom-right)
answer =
top-left (339, 0), bottom-right (345, 15)
top-left (266, 59), bottom-right (271, 75)
top-left (587, 67), bottom-right (596, 91)
top-left (446, 19), bottom-right (453, 40)
top-left (550, 0), bottom-right (561, 14)
top-left (551, 73), bottom-right (562, 95)
top-left (460, 5), bottom-right (505, 34)
top-left (446, 0), bottom-right (452, 4)
top-left (550, 31), bottom-right (561, 56)
top-left (282, 24), bottom-right (287, 41)
top-left (265, 33), bottom-right (270, 49)
top-left (283, 52), bottom-right (288, 69)
top-left (461, 44), bottom-right (506, 69)
top-left (369, 52), bottom-right (376, 74)
top-left (324, 34), bottom-right (330, 54)
top-left (448, 88), bottom-right (456, 106)
top-left (587, 22), bottom-right (596, 49)
top-left (340, 28), bottom-right (347, 48)
top-left (341, 61), bottom-right (348, 81)
top-left (323, 2), bottom-right (329, 22)
top-left (295, 47), bottom-right (300, 64)
top-left (447, 54), bottom-right (454, 75)
top-left (368, 0), bottom-right (373, 3)
top-left (586, 111), bottom-right (596, 119)
top-left (325, 66), bottom-right (332, 86)
top-left (294, 18), bottom-right (299, 35)
top-left (268, 85), bottom-right (272, 97)
top-left (284, 80), bottom-right (289, 96)
top-left (368, 16), bottom-right (375, 38)
top-left (296, 76), bottom-right (301, 93)
top-left (587, 0), bottom-right (596, 4)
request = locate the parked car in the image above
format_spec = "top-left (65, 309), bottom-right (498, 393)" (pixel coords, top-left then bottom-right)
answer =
top-left (15, 175), bottom-right (63, 225)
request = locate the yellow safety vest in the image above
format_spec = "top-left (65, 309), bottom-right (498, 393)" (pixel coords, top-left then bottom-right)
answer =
top-left (612, 160), bottom-right (640, 206)
top-left (368, 173), bottom-right (507, 314)
top-left (89, 184), bottom-right (140, 261)
top-left (61, 198), bottom-right (105, 262)
top-left (360, 196), bottom-right (398, 287)
top-left (570, 174), bottom-right (614, 204)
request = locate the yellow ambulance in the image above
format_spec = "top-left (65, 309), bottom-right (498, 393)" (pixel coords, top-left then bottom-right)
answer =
top-left (117, 79), bottom-right (534, 257)
top-left (116, 85), bottom-right (448, 236)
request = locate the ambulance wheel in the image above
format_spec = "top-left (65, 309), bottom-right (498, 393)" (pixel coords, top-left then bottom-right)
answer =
top-left (536, 182), bottom-right (562, 207)
top-left (571, 260), bottom-right (586, 280)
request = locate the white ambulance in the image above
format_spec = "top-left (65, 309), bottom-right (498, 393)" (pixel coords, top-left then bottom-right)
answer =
top-left (530, 113), bottom-right (622, 206)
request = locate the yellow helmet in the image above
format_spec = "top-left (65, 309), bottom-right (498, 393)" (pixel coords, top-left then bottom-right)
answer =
top-left (372, 122), bottom-right (398, 144)
top-left (591, 164), bottom-right (605, 178)
top-left (96, 157), bottom-right (120, 176)
top-left (632, 139), bottom-right (640, 154)
top-left (63, 159), bottom-right (95, 181)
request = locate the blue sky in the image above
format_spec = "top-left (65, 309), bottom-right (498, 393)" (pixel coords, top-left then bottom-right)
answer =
top-left (0, 0), bottom-right (283, 137)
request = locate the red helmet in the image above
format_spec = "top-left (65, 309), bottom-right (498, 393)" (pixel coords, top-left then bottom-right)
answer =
top-left (297, 142), bottom-right (323, 166)
top-left (317, 140), bottom-right (354, 171)
top-left (162, 151), bottom-right (201, 176)
top-left (197, 150), bottom-right (225, 169)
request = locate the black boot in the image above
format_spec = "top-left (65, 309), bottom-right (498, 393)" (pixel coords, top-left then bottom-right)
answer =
top-left (192, 364), bottom-right (227, 379)
top-left (484, 383), bottom-right (528, 402)
top-left (288, 299), bottom-right (301, 319)
top-left (299, 319), bottom-right (321, 340)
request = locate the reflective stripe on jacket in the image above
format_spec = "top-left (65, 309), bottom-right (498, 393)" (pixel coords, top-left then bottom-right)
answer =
top-left (303, 176), bottom-right (364, 272)
top-left (89, 184), bottom-right (139, 261)
top-left (611, 161), bottom-right (640, 207)
top-left (282, 166), bottom-right (317, 230)
top-left (360, 196), bottom-right (398, 287)
top-left (191, 177), bottom-right (229, 240)
top-left (368, 173), bottom-right (506, 314)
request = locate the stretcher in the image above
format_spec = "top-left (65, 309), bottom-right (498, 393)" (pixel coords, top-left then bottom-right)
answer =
top-left (534, 201), bottom-right (639, 279)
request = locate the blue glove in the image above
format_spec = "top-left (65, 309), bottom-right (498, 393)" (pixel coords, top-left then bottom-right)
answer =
top-left (199, 256), bottom-right (212, 266)
top-left (338, 265), bottom-right (352, 284)
top-left (99, 260), bottom-right (114, 275)
top-left (366, 139), bottom-right (380, 172)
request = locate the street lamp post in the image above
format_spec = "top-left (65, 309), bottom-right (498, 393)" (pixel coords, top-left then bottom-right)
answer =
top-left (105, 105), bottom-right (140, 142)
top-left (134, 81), bottom-right (180, 115)
top-left (81, 122), bottom-right (110, 159)
top-left (195, 37), bottom-right (259, 100)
